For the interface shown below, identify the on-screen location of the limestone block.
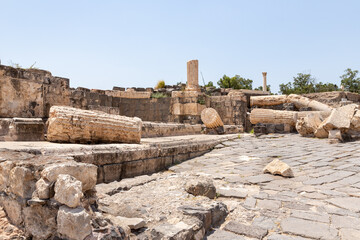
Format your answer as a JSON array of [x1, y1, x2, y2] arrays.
[[47, 106, 142, 144], [54, 174, 83, 208], [0, 161, 14, 191], [34, 178, 52, 199], [41, 162, 97, 191], [185, 177, 216, 199], [328, 129, 343, 142], [114, 216, 145, 230], [57, 206, 92, 240], [263, 159, 294, 177], [23, 205, 57, 239], [351, 109, 360, 129], [201, 108, 224, 129], [1, 196, 23, 225], [324, 104, 358, 131], [9, 166, 36, 198], [295, 113, 324, 137]]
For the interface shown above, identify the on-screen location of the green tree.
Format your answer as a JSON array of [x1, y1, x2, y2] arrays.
[[315, 82, 338, 92], [279, 73, 316, 94], [204, 81, 214, 87], [217, 74, 253, 89], [254, 85, 271, 92], [340, 68, 360, 93]]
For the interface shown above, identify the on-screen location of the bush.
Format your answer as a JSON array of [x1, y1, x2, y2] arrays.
[[151, 92, 168, 98], [217, 75, 252, 89], [155, 80, 165, 89]]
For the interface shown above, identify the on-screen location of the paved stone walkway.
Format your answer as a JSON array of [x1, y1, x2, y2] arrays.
[[169, 133, 360, 240]]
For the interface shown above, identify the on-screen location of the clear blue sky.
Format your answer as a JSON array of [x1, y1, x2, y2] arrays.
[[1, 1, 359, 93]]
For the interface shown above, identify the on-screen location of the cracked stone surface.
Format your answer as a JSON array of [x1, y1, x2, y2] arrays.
[[96, 133, 360, 239]]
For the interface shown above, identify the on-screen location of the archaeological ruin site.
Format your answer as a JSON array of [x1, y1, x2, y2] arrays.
[[2, 60, 360, 240]]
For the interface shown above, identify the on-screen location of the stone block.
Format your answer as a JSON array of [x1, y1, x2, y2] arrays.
[[54, 174, 83, 208], [9, 166, 36, 198], [57, 206, 92, 240], [324, 104, 357, 131], [185, 177, 216, 199], [41, 162, 97, 191], [34, 178, 52, 199], [23, 205, 57, 239]]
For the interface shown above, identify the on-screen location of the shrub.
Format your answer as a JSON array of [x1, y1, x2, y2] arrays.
[[155, 80, 165, 89]]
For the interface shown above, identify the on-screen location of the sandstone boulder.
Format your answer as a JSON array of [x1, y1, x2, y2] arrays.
[[54, 174, 83, 208], [57, 206, 92, 240], [47, 106, 142, 144], [263, 159, 294, 178], [41, 162, 97, 191], [185, 177, 216, 199]]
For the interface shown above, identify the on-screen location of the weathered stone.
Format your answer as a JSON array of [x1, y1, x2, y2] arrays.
[[1, 196, 23, 225], [201, 108, 224, 129], [207, 230, 245, 240], [113, 216, 145, 230], [54, 174, 83, 208], [281, 217, 338, 239], [47, 106, 142, 144], [185, 177, 216, 199], [339, 228, 360, 240], [186, 59, 200, 92], [9, 166, 36, 198], [224, 221, 268, 239], [327, 197, 360, 212], [34, 178, 52, 199], [314, 118, 329, 138], [23, 205, 57, 239], [263, 159, 294, 177], [350, 109, 360, 129], [217, 187, 248, 198], [328, 129, 343, 142], [295, 112, 323, 137], [41, 162, 97, 191], [0, 161, 14, 191], [150, 222, 193, 240], [57, 206, 92, 240], [324, 104, 357, 131]]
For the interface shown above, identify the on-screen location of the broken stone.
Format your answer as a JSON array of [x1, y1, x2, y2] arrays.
[[185, 177, 216, 199], [47, 106, 142, 144], [324, 104, 357, 131], [150, 222, 193, 240], [224, 221, 268, 239], [295, 113, 323, 137], [201, 108, 224, 129], [351, 109, 360, 129], [314, 117, 329, 138], [113, 216, 145, 230], [57, 206, 92, 240], [23, 205, 57, 240], [9, 166, 36, 198], [217, 187, 248, 198], [41, 162, 97, 191], [263, 159, 294, 177], [54, 174, 83, 208], [328, 129, 343, 143], [1, 196, 23, 226], [34, 178, 52, 199], [0, 161, 14, 192]]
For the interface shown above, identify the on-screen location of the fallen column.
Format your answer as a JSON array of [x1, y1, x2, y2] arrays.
[[201, 108, 224, 134], [250, 94, 332, 112], [250, 109, 299, 126], [47, 106, 142, 144]]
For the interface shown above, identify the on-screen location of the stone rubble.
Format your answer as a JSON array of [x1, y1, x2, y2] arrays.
[[263, 159, 294, 178], [54, 174, 83, 208]]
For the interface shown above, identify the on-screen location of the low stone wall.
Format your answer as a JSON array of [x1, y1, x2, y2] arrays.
[[0, 118, 45, 141], [142, 122, 202, 138]]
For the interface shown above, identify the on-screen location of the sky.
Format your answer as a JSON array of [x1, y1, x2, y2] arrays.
[[1, 0, 359, 93]]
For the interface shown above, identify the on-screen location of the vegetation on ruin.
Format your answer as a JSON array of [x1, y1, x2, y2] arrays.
[[151, 92, 168, 98], [254, 85, 271, 92], [217, 75, 253, 90], [279, 73, 338, 95], [155, 80, 165, 89], [340, 68, 360, 93], [204, 81, 214, 87]]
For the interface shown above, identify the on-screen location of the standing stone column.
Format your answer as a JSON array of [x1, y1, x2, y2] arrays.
[[186, 60, 200, 92], [262, 72, 267, 92]]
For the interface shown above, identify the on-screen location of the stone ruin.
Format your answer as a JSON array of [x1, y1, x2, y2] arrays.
[[1, 60, 360, 239]]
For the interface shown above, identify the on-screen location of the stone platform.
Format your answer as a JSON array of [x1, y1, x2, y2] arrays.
[[0, 134, 238, 183]]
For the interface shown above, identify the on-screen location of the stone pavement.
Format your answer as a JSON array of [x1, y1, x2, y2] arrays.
[[170, 133, 360, 240], [97, 133, 360, 239]]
